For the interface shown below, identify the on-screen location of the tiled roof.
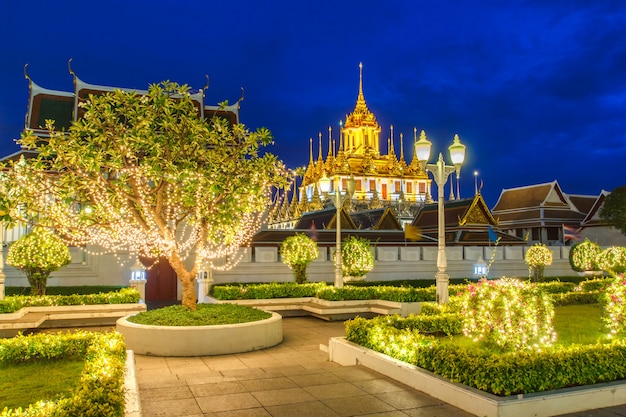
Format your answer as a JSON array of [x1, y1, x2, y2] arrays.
[[492, 181, 568, 211]]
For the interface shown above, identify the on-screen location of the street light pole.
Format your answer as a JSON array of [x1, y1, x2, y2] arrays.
[[415, 131, 466, 303], [319, 173, 355, 288], [334, 177, 343, 288]]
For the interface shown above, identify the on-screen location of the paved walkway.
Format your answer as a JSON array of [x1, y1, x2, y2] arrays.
[[133, 317, 626, 417]]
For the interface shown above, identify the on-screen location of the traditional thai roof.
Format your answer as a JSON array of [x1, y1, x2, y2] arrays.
[[491, 181, 586, 228], [410, 194, 524, 245], [22, 61, 240, 140], [580, 190, 610, 228], [350, 207, 403, 230], [294, 207, 357, 230]]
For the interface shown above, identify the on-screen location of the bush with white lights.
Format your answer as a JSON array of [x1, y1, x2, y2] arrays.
[[280, 233, 319, 284], [6, 227, 71, 295], [341, 236, 375, 280], [458, 277, 556, 351], [525, 243, 553, 282], [569, 238, 601, 272]]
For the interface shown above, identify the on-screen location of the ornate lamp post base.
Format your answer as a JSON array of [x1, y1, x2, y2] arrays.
[[435, 271, 449, 304]]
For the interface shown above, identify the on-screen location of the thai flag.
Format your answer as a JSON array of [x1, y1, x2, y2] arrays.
[[563, 225, 581, 242]]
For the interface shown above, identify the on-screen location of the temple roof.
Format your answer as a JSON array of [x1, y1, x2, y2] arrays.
[[343, 62, 379, 130], [492, 181, 569, 211]]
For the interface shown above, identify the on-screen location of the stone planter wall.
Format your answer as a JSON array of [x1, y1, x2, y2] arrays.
[[116, 312, 283, 357]]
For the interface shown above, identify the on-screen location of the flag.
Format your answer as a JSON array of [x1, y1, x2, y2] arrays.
[[487, 225, 498, 243], [308, 221, 319, 242], [404, 224, 421, 241], [563, 225, 580, 242]]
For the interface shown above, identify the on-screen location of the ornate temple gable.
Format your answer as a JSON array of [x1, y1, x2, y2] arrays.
[[326, 208, 358, 230], [459, 194, 498, 226], [376, 207, 403, 230], [580, 190, 608, 227]]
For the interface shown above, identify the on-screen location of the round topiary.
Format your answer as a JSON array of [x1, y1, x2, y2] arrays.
[[341, 236, 375, 280], [459, 277, 556, 351], [597, 246, 626, 275], [569, 239, 601, 272], [525, 243, 553, 282], [280, 233, 319, 284], [6, 227, 71, 295]]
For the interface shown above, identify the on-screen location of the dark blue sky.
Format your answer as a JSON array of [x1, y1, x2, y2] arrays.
[[1, 1, 625, 207]]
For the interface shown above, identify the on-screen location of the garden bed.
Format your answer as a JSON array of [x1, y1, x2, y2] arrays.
[[328, 337, 626, 417]]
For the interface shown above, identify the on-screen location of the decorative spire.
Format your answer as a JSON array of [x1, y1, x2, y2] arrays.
[[315, 132, 326, 180], [399, 132, 408, 172], [407, 127, 424, 176], [303, 138, 315, 185], [344, 62, 378, 130], [325, 126, 336, 175], [386, 125, 400, 175]]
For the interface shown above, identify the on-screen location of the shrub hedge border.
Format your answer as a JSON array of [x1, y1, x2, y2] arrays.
[[0, 331, 126, 417]]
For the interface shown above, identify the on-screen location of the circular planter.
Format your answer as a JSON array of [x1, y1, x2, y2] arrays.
[[116, 312, 283, 357]]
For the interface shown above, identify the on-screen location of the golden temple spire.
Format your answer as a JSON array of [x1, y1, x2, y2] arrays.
[[304, 137, 315, 184], [325, 126, 336, 175], [315, 133, 326, 180], [407, 127, 423, 176], [357, 62, 364, 105], [399, 132, 408, 171]]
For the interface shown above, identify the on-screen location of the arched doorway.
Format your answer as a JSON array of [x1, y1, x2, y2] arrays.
[[142, 256, 178, 302]]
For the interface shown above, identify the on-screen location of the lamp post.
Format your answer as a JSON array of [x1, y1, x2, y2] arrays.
[[319, 173, 356, 288], [415, 133, 466, 303]]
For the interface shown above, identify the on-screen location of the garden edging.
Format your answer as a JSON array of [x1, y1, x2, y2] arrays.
[[116, 312, 283, 356], [328, 337, 626, 417]]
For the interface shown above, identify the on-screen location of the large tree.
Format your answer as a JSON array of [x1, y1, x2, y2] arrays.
[[1, 81, 284, 309], [600, 185, 626, 235]]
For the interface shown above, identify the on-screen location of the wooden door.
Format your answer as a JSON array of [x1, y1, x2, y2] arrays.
[[143, 256, 178, 301]]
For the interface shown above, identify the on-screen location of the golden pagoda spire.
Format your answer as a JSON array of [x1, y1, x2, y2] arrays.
[[386, 125, 400, 175], [304, 137, 315, 185], [335, 120, 351, 174], [399, 132, 408, 172], [315, 132, 326, 180], [407, 127, 424, 176], [325, 126, 336, 175]]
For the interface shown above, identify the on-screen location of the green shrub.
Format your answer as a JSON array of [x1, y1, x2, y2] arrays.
[[340, 236, 375, 278], [579, 278, 613, 292], [552, 290, 601, 306], [6, 228, 72, 296], [6, 286, 126, 296], [280, 233, 319, 283], [0, 287, 140, 314], [597, 246, 626, 275], [536, 281, 576, 294], [345, 314, 626, 396], [211, 282, 325, 300], [458, 278, 556, 351], [525, 243, 553, 282], [127, 303, 271, 326], [569, 239, 602, 272], [0, 331, 126, 417]]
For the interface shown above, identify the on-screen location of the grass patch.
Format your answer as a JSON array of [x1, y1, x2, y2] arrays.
[[553, 304, 606, 345], [128, 303, 271, 326], [0, 358, 85, 410]]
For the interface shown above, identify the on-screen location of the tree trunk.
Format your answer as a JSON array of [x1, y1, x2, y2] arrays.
[[168, 253, 197, 310]]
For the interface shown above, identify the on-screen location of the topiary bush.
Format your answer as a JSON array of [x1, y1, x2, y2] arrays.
[[458, 278, 556, 351], [569, 239, 602, 272], [340, 236, 375, 280], [6, 228, 71, 295], [280, 233, 319, 284], [525, 243, 553, 282], [597, 246, 626, 276]]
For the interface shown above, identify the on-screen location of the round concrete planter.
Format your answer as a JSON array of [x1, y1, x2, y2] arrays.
[[116, 312, 283, 357]]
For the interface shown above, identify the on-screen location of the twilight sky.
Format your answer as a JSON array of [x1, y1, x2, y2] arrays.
[[1, 1, 625, 207]]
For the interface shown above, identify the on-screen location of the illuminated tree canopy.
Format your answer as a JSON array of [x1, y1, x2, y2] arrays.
[[1, 81, 285, 309]]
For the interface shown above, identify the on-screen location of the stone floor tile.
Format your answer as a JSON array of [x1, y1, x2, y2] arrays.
[[250, 387, 316, 406], [352, 377, 408, 394], [288, 371, 344, 387], [195, 392, 261, 413], [264, 400, 341, 417], [238, 376, 297, 391], [203, 408, 272, 417], [189, 381, 247, 397], [332, 366, 380, 382], [303, 382, 367, 400], [140, 385, 194, 401], [140, 397, 202, 417], [375, 390, 443, 410], [403, 404, 476, 417], [322, 394, 396, 416]]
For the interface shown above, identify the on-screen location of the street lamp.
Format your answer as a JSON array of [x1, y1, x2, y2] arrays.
[[319, 172, 356, 288], [415, 132, 466, 303]]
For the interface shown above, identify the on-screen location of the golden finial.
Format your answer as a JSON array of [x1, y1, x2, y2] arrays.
[[318, 132, 323, 160], [358, 62, 364, 100], [339, 120, 344, 151], [399, 133, 405, 160], [23, 63, 31, 82], [309, 137, 314, 163], [328, 127, 333, 157]]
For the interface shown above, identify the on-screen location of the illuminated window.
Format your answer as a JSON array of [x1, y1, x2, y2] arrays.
[[406, 182, 413, 193]]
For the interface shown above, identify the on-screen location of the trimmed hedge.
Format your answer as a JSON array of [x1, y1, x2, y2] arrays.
[[211, 282, 325, 300], [0, 331, 126, 417], [345, 315, 626, 396], [0, 287, 140, 314], [5, 286, 126, 296]]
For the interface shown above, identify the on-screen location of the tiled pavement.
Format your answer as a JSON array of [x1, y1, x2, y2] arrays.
[[133, 317, 626, 417]]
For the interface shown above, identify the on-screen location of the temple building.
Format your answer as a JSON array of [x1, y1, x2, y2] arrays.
[[269, 63, 436, 229]]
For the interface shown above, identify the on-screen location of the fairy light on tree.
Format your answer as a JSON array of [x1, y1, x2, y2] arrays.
[[1, 81, 285, 309]]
